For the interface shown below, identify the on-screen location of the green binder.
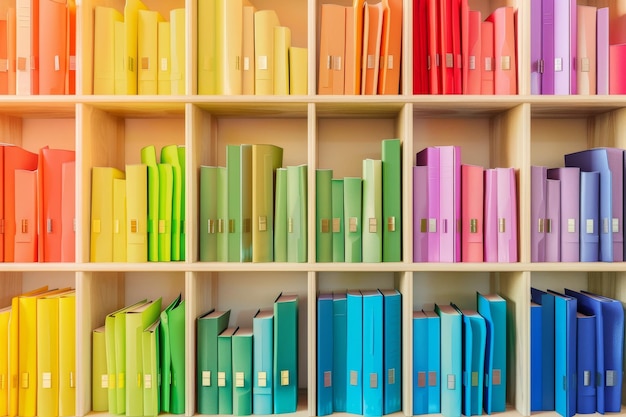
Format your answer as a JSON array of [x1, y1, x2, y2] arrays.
[[217, 166, 228, 262], [218, 326, 238, 414], [273, 293, 298, 413], [331, 179, 345, 262], [157, 163, 173, 262], [92, 326, 108, 412], [159, 294, 182, 413], [274, 168, 288, 262], [381, 139, 401, 262], [168, 299, 186, 414], [140, 145, 160, 262], [177, 146, 186, 260], [199, 166, 217, 261], [142, 318, 160, 417], [197, 309, 230, 414], [161, 145, 182, 260], [232, 328, 253, 416], [362, 159, 382, 262], [316, 169, 333, 262], [227, 144, 253, 262], [287, 164, 307, 262], [343, 177, 362, 262]]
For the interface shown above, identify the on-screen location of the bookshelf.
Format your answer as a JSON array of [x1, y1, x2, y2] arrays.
[[1, 0, 625, 416]]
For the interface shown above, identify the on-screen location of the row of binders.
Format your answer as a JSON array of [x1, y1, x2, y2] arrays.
[[412, 2, 517, 95], [90, 144, 186, 262], [199, 144, 309, 262], [198, 2, 307, 95], [0, 145, 75, 263], [0, 287, 76, 417], [315, 139, 402, 263], [318, 0, 402, 95], [414, 146, 518, 263], [93, 1, 185, 95], [317, 289, 401, 416], [196, 294, 298, 416], [413, 293, 507, 416], [92, 295, 185, 416], [530, 288, 624, 417], [530, 2, 624, 95], [0, 0, 75, 95], [532, 147, 626, 263]]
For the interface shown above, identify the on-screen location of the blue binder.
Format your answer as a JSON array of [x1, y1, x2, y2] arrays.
[[435, 303, 462, 417], [381, 289, 401, 414], [317, 293, 333, 416], [425, 310, 441, 414], [530, 302, 543, 412], [413, 311, 429, 415], [579, 171, 600, 262], [476, 293, 507, 414], [333, 292, 347, 412], [530, 288, 555, 411], [362, 290, 383, 416], [549, 290, 577, 417], [576, 311, 597, 414], [346, 290, 363, 415]]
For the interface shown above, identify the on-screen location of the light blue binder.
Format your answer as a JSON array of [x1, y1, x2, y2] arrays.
[[362, 290, 383, 417], [549, 290, 577, 417], [253, 309, 274, 415], [333, 292, 347, 412], [435, 303, 462, 417]]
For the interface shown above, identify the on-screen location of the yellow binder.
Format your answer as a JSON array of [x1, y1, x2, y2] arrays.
[[157, 21, 171, 95], [93, 6, 123, 94], [137, 9, 164, 95], [125, 164, 148, 262], [254, 10, 280, 95], [273, 26, 291, 95], [170, 8, 186, 94], [0, 306, 11, 417], [90, 167, 125, 262], [197, 0, 216, 94], [122, 0, 148, 94], [216, 0, 243, 94], [58, 292, 75, 417], [113, 178, 127, 262]]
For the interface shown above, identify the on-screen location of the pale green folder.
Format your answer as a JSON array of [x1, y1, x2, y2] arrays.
[[161, 145, 182, 260], [316, 169, 333, 262], [159, 294, 182, 413], [274, 168, 288, 262], [142, 319, 160, 417], [125, 164, 148, 262], [227, 144, 253, 262], [177, 146, 186, 260], [157, 163, 173, 261], [140, 146, 160, 262], [362, 159, 382, 262], [287, 164, 307, 262], [232, 328, 253, 416], [199, 166, 217, 261], [168, 300, 186, 414], [343, 177, 362, 262], [217, 167, 228, 261], [113, 178, 127, 262], [196, 309, 230, 415], [125, 298, 163, 417], [331, 179, 345, 262], [381, 139, 401, 262], [218, 327, 238, 414], [251, 144, 283, 262], [92, 326, 108, 412]]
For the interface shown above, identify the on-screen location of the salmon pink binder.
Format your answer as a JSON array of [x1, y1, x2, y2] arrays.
[[378, 0, 401, 95], [577, 5, 596, 95], [66, 0, 76, 94], [14, 168, 37, 262], [609, 44, 626, 94], [0, 18, 8, 94], [7, 8, 15, 94], [463, 9, 481, 94], [39, 0, 67, 94], [461, 164, 484, 262], [60, 161, 74, 262], [451, 0, 461, 94], [481, 20, 494, 94], [486, 7, 517, 95]]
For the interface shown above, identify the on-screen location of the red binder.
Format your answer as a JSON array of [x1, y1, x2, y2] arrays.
[[413, 0, 428, 94]]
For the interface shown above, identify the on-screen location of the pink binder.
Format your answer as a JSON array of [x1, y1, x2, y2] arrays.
[[463, 9, 481, 94], [597, 7, 609, 95], [438, 145, 461, 262], [496, 167, 517, 262], [413, 165, 429, 262], [483, 168, 497, 262], [480, 20, 494, 95], [461, 164, 483, 262], [416, 147, 440, 262], [531, 166, 547, 262], [609, 44, 626, 94]]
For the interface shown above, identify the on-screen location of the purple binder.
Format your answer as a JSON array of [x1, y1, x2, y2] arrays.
[[413, 165, 429, 262], [416, 147, 440, 262], [547, 167, 580, 262], [437, 146, 461, 263], [554, 0, 577, 94], [531, 166, 547, 262], [531, 0, 543, 94], [545, 178, 561, 262], [542, 0, 555, 94]]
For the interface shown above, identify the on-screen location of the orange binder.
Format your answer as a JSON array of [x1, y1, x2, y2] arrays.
[[426, 0, 440, 94], [463, 9, 481, 94], [344, 5, 355, 94], [16, 0, 39, 95], [347, 0, 365, 94], [60, 161, 75, 262], [0, 146, 5, 261], [38, 0, 67, 94], [318, 4, 346, 95], [486, 6, 516, 95], [362, 2, 383, 95], [4, 146, 38, 261], [65, 0, 76, 94], [0, 17, 8, 94], [7, 8, 15, 94], [378, 0, 402, 95], [38, 148, 75, 262], [480, 20, 494, 95], [14, 168, 37, 262]]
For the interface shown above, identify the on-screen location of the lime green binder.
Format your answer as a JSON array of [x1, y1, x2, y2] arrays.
[[218, 326, 238, 414], [157, 163, 173, 261], [140, 146, 160, 262], [232, 328, 253, 416], [177, 146, 186, 260], [161, 145, 182, 260], [343, 177, 362, 262], [217, 166, 228, 262], [159, 294, 182, 413], [199, 166, 217, 261], [142, 318, 160, 417], [316, 169, 333, 262], [362, 159, 382, 262], [274, 168, 288, 262], [381, 139, 401, 262], [287, 164, 307, 262], [331, 178, 345, 262], [92, 326, 108, 412]]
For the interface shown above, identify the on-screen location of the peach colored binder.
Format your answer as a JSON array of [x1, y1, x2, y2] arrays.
[[362, 2, 383, 95], [486, 6, 517, 95], [576, 5, 596, 95], [0, 18, 8, 94], [347, 0, 365, 94], [60, 161, 75, 262], [65, 0, 75, 94], [378, 0, 402, 95], [39, 0, 67, 94], [16, 0, 39, 95], [242, 5, 255, 94], [463, 9, 481, 94], [7, 8, 15, 94], [14, 168, 37, 262], [254, 9, 280, 95], [480, 20, 494, 95], [318, 4, 346, 95]]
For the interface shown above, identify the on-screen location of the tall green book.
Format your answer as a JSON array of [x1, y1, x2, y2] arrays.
[[197, 309, 231, 414], [287, 164, 307, 262], [274, 168, 288, 262], [218, 326, 238, 414], [140, 145, 160, 262], [331, 179, 345, 262], [232, 328, 253, 416], [92, 326, 108, 412], [177, 146, 186, 260], [343, 177, 362, 262], [159, 294, 182, 413], [161, 145, 182, 260], [273, 293, 298, 413], [362, 159, 382, 262], [199, 166, 217, 261], [217, 167, 228, 262], [316, 169, 333, 262], [381, 139, 401, 262]]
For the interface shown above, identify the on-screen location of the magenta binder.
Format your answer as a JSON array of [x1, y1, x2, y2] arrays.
[[416, 147, 440, 262], [531, 166, 547, 262], [484, 169, 498, 262], [597, 7, 609, 94], [545, 178, 561, 262], [554, 0, 577, 94], [437, 146, 461, 262], [413, 165, 429, 262], [547, 167, 580, 262], [497, 168, 517, 262], [542, 0, 555, 94]]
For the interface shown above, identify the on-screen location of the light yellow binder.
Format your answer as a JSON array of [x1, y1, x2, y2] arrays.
[[170, 8, 185, 94], [0, 306, 11, 417], [254, 10, 280, 95], [122, 0, 148, 94], [113, 178, 127, 262], [289, 47, 307, 95], [90, 167, 125, 262], [197, 0, 216, 94], [216, 0, 243, 94], [242, 5, 256, 94], [58, 292, 75, 417], [157, 21, 171, 95], [273, 26, 291, 95], [93, 6, 123, 94], [125, 164, 148, 262], [137, 9, 164, 95]]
